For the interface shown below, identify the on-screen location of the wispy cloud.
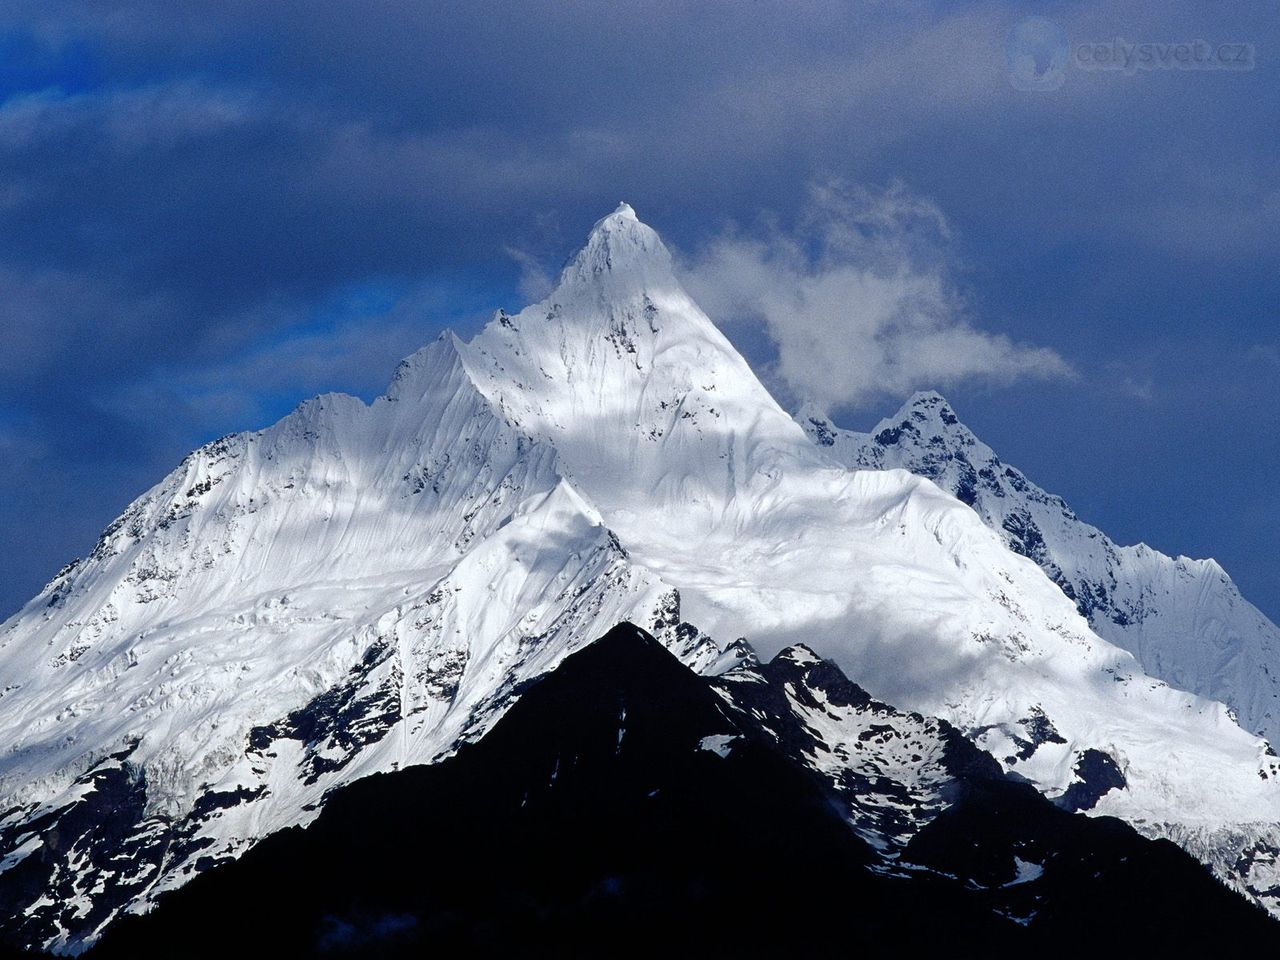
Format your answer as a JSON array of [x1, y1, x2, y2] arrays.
[[679, 180, 1074, 410], [505, 246, 555, 303]]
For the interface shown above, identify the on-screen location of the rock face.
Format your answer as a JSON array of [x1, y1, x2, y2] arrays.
[[89, 626, 1280, 957], [2, 205, 1279, 952]]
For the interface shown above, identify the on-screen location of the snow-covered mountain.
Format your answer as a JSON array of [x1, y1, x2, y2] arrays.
[[0, 313, 725, 952], [796, 391, 1280, 748], [2, 204, 1279, 951]]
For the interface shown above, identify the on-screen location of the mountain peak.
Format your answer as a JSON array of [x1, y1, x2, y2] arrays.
[[794, 393, 969, 455], [553, 203, 678, 302], [867, 391, 984, 461], [774, 643, 824, 666], [900, 390, 961, 428]]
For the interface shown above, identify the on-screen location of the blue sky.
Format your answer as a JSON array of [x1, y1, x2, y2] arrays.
[[1, 1, 1276, 622]]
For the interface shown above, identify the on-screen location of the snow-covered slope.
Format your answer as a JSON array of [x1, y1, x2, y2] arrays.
[[451, 207, 1280, 909], [1, 204, 1278, 950], [0, 333, 721, 952], [796, 391, 1280, 748], [713, 642, 990, 855], [457, 205, 1275, 791]]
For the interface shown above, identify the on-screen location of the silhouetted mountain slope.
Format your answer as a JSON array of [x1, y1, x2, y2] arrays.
[[91, 625, 1278, 958]]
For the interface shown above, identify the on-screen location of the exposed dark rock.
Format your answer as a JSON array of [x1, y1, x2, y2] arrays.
[[88, 625, 1278, 958], [1057, 748, 1127, 812]]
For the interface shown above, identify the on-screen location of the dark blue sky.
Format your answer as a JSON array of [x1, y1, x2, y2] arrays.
[[1, 1, 1277, 623]]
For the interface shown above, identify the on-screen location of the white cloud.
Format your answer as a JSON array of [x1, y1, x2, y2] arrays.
[[679, 180, 1074, 410]]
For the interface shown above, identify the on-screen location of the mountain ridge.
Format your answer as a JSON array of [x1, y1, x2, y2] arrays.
[[797, 390, 1280, 747]]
